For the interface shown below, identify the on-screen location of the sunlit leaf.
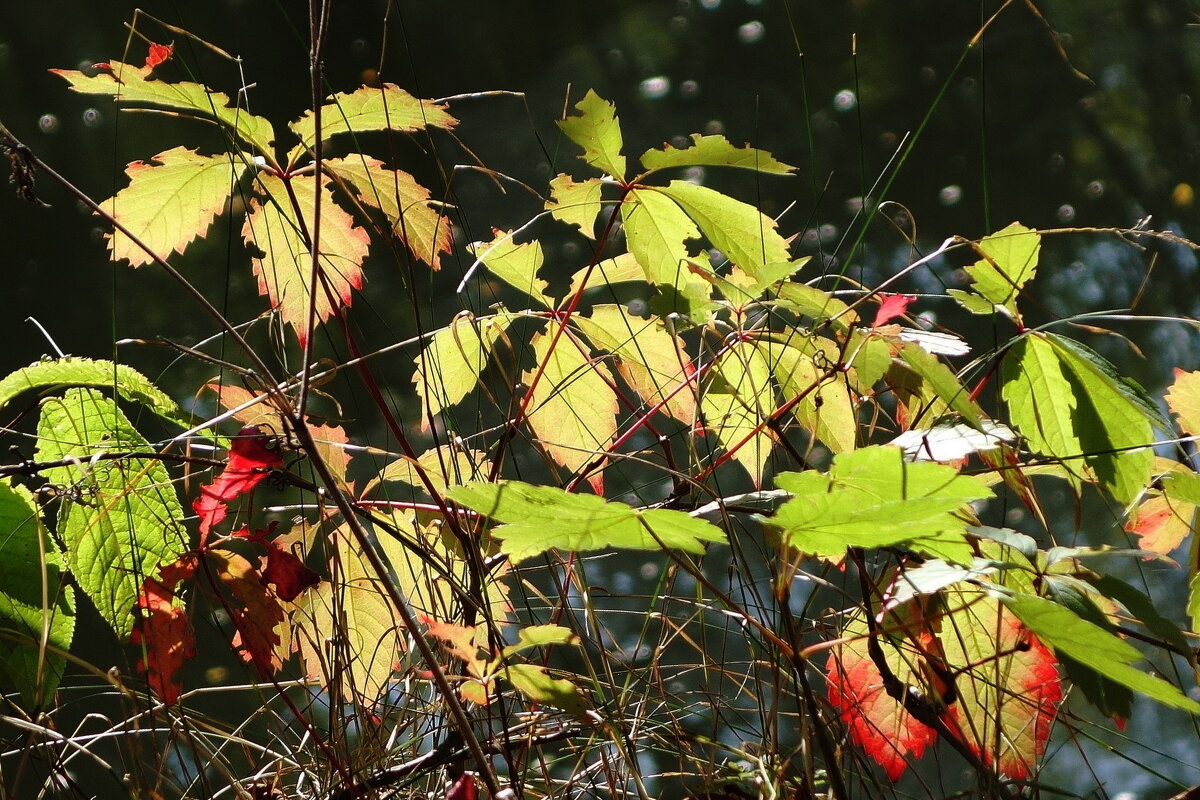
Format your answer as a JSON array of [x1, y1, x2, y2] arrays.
[[654, 181, 791, 277], [0, 480, 74, 707], [1166, 368, 1200, 437], [52, 59, 276, 156], [573, 305, 696, 423], [504, 663, 587, 715], [753, 338, 855, 453], [500, 624, 580, 660], [36, 389, 188, 638], [962, 222, 1041, 321], [290, 84, 456, 154], [764, 446, 989, 560], [447, 481, 726, 562], [889, 421, 1015, 463], [1005, 593, 1200, 714], [101, 147, 240, 268], [639, 134, 795, 176], [557, 90, 625, 178], [131, 556, 196, 706], [701, 342, 776, 486], [193, 425, 283, 538], [1002, 334, 1083, 489], [413, 312, 516, 425], [325, 155, 452, 270], [524, 327, 618, 491], [0, 356, 184, 426], [621, 187, 703, 291], [468, 230, 552, 307], [375, 445, 490, 496], [563, 252, 647, 299], [896, 343, 983, 427], [547, 174, 604, 238], [243, 172, 370, 346], [208, 548, 286, 677]]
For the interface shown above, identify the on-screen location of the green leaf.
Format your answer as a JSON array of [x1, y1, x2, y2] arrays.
[[1004, 593, 1200, 714], [1047, 333, 1156, 505], [573, 305, 696, 423], [413, 312, 516, 424], [639, 134, 796, 175], [101, 147, 241, 268], [547, 174, 605, 238], [468, 231, 552, 307], [35, 389, 188, 638], [1001, 334, 1083, 488], [325, 155, 452, 271], [621, 187, 702, 290], [243, 173, 370, 347], [52, 60, 275, 157], [446, 481, 727, 562], [0, 480, 74, 708], [896, 343, 983, 427], [557, 90, 625, 178], [963, 222, 1041, 320], [0, 357, 184, 426], [375, 445, 490, 497], [774, 282, 857, 326], [653, 181, 791, 276], [1090, 575, 1190, 656], [503, 663, 588, 715], [764, 446, 989, 560], [524, 327, 618, 488], [947, 288, 1000, 316], [290, 84, 456, 155], [563, 252, 648, 299], [701, 342, 777, 486], [501, 624, 581, 660]]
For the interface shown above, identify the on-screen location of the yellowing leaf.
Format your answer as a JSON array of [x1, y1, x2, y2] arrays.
[[376, 445, 490, 496], [563, 252, 648, 300], [325, 155, 451, 270], [52, 60, 276, 156], [621, 188, 708, 299], [290, 84, 456, 154], [639, 134, 796, 176], [468, 231, 552, 307], [939, 588, 1061, 780], [1166, 368, 1200, 437], [524, 328, 618, 489], [242, 173, 370, 346], [964, 222, 1041, 321], [547, 174, 604, 237], [557, 90, 625, 178], [701, 342, 776, 486], [413, 312, 516, 424], [295, 526, 400, 703], [754, 339, 855, 453], [573, 305, 696, 424], [653, 181, 791, 276], [102, 147, 241, 267]]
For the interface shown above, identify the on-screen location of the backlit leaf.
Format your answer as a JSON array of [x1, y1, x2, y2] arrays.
[[504, 663, 587, 715], [939, 587, 1061, 779], [376, 445, 490, 496], [468, 230, 552, 307], [193, 425, 283, 538], [1005, 593, 1200, 714], [1167, 368, 1200, 437], [896, 343, 983, 427], [36, 389, 188, 638], [764, 446, 989, 560], [501, 624, 581, 659], [563, 252, 647, 299], [621, 187, 701, 290], [547, 174, 604, 237], [573, 305, 696, 423], [208, 548, 286, 677], [413, 312, 516, 424], [290, 84, 456, 154], [1002, 334, 1083, 488], [524, 328, 618, 490], [131, 556, 196, 705], [447, 481, 727, 563], [701, 342, 776, 486], [0, 480, 74, 707], [963, 222, 1041, 320], [753, 338, 855, 453], [101, 147, 240, 268], [639, 134, 795, 176], [325, 155, 452, 271], [654, 181, 791, 277], [0, 356, 184, 426], [52, 59, 275, 156], [557, 90, 625, 178], [243, 172, 370, 346]]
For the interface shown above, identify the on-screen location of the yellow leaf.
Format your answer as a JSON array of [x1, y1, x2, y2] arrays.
[[1166, 368, 1200, 438], [242, 173, 370, 346], [290, 84, 456, 155], [413, 312, 517, 425], [701, 342, 776, 486], [102, 147, 242, 267], [525, 327, 618, 489], [547, 174, 604, 238]]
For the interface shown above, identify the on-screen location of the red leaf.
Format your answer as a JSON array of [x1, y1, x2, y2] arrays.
[[233, 523, 322, 602], [131, 556, 198, 705], [209, 549, 286, 676], [144, 42, 174, 70], [872, 293, 917, 327], [194, 426, 283, 538], [826, 626, 937, 780], [446, 774, 478, 800]]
